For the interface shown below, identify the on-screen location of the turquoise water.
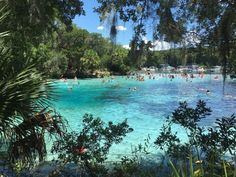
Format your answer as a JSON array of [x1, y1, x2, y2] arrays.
[[51, 74, 236, 160]]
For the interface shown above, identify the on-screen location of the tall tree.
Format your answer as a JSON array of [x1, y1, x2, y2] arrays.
[[0, 0, 84, 164], [80, 49, 100, 74], [1, 0, 84, 62], [95, 0, 186, 68], [187, 0, 236, 76], [95, 0, 236, 75]]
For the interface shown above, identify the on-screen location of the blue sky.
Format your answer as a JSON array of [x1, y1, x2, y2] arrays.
[[72, 1, 200, 51], [73, 0, 134, 46], [73, 1, 178, 50]]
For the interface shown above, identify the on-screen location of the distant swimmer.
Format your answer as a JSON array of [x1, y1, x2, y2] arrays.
[[128, 87, 137, 91], [198, 88, 207, 91], [169, 75, 175, 81], [197, 87, 210, 95], [68, 86, 73, 91], [64, 78, 67, 82], [213, 76, 219, 80], [224, 94, 236, 99]]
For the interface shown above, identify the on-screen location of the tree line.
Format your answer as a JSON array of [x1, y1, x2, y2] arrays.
[[1, 1, 231, 79], [96, 0, 236, 76], [8, 23, 225, 79], [28, 25, 225, 78]]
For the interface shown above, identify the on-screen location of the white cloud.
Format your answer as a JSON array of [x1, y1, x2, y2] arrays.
[[142, 36, 148, 44], [116, 25, 127, 31], [140, 36, 170, 50], [151, 40, 171, 51], [122, 40, 171, 51], [182, 31, 201, 46], [97, 25, 127, 31], [122, 44, 130, 49], [97, 26, 104, 30]]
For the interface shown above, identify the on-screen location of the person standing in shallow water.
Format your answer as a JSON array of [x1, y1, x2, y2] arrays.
[[74, 76, 80, 85]]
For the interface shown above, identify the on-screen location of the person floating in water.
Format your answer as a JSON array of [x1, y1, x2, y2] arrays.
[[213, 76, 219, 80], [206, 89, 210, 95], [197, 87, 210, 95], [224, 93, 236, 99], [74, 76, 80, 85], [128, 87, 137, 91], [68, 86, 73, 91]]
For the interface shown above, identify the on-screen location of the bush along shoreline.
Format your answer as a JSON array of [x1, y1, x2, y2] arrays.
[[0, 101, 235, 177]]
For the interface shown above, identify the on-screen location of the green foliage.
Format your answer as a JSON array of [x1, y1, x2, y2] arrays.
[[44, 50, 68, 78], [168, 157, 236, 177], [51, 114, 133, 176], [110, 135, 163, 177], [0, 57, 67, 163], [199, 115, 236, 158], [96, 0, 236, 74], [108, 47, 130, 74], [168, 154, 204, 177], [30, 44, 53, 71], [144, 47, 221, 68], [11, 160, 28, 175], [58, 26, 89, 61], [80, 49, 100, 74], [0, 3, 67, 166], [155, 100, 236, 176], [85, 33, 111, 58], [1, 0, 84, 64], [51, 25, 130, 77], [171, 100, 211, 131]]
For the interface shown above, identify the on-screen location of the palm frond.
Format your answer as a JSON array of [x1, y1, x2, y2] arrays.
[[0, 3, 66, 164]]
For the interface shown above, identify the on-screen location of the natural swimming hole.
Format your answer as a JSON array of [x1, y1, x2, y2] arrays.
[[49, 74, 236, 160]]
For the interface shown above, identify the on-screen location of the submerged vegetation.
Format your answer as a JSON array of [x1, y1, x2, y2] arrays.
[[0, 0, 236, 176]]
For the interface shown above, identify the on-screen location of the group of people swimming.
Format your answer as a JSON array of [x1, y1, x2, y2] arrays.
[[122, 72, 208, 82], [59, 73, 235, 99], [60, 76, 80, 91]]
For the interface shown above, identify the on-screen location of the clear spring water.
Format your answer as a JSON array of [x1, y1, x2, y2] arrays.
[[50, 74, 236, 160]]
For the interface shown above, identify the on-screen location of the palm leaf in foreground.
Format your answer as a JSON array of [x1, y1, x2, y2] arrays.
[[0, 6, 66, 163]]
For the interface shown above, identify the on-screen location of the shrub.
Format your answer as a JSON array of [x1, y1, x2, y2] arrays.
[[51, 114, 133, 177], [155, 100, 236, 176]]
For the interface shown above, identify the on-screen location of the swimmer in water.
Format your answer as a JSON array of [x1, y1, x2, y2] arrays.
[[68, 86, 73, 91], [213, 76, 219, 80], [197, 87, 210, 95], [198, 88, 207, 91], [128, 87, 137, 91], [206, 90, 210, 95], [224, 93, 235, 99]]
